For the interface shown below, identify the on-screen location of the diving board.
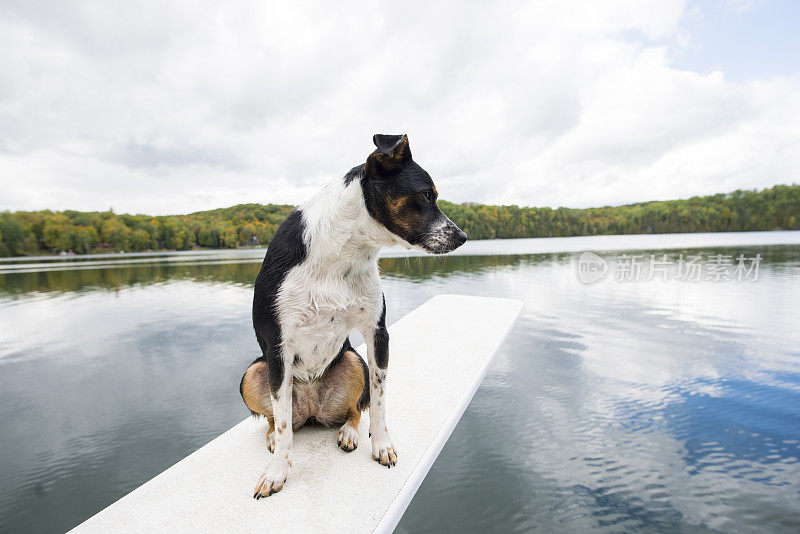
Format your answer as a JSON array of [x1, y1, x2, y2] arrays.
[[70, 294, 523, 534]]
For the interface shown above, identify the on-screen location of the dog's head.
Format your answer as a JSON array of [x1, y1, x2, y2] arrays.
[[361, 134, 467, 254]]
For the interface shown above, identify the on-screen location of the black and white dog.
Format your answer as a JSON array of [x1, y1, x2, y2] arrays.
[[240, 134, 467, 498]]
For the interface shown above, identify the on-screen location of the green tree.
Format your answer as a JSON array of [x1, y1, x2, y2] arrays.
[[101, 218, 132, 250], [239, 223, 257, 245], [0, 215, 35, 256], [130, 229, 151, 251], [43, 213, 74, 251], [219, 224, 238, 248]]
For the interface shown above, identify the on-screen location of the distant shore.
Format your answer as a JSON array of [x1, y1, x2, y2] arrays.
[[2, 184, 798, 257], [2, 231, 800, 275]]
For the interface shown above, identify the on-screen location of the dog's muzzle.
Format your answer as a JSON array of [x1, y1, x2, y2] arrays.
[[421, 220, 468, 254]]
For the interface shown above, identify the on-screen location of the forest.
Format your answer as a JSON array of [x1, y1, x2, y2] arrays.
[[1, 184, 798, 257]]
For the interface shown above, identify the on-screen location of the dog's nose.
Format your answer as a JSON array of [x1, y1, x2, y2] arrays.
[[456, 229, 467, 245]]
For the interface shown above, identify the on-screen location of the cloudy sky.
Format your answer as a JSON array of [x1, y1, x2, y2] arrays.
[[1, 0, 799, 215]]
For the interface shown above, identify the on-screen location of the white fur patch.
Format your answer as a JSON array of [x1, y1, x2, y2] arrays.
[[337, 422, 359, 451], [277, 176, 392, 380], [266, 428, 275, 453], [413, 214, 457, 254], [253, 454, 292, 498]]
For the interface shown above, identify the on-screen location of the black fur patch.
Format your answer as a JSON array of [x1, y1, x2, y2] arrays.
[[373, 134, 409, 156], [356, 350, 371, 411], [360, 134, 466, 254], [252, 209, 307, 398], [374, 293, 389, 369], [361, 140, 440, 244], [343, 164, 365, 186]]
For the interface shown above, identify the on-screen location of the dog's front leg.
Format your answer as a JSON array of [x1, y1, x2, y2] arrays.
[[253, 348, 293, 498], [365, 306, 397, 467]]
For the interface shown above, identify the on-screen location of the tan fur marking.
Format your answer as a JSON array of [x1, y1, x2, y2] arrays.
[[386, 195, 413, 230], [307, 349, 367, 427], [344, 405, 361, 432], [241, 361, 273, 417], [342, 351, 365, 409], [341, 351, 364, 432], [245, 348, 367, 453]]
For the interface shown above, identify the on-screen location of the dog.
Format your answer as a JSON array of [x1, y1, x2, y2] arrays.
[[239, 134, 467, 498]]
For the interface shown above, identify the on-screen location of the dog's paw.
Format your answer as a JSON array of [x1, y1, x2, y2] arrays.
[[337, 423, 359, 452], [253, 456, 291, 499], [266, 429, 275, 454], [371, 432, 398, 468]]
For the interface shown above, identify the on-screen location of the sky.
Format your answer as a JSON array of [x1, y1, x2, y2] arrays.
[[1, 0, 799, 215]]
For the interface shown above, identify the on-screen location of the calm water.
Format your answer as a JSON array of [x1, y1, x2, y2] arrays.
[[1, 233, 799, 533]]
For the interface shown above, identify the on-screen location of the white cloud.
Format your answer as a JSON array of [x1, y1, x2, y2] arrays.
[[720, 0, 764, 14], [0, 0, 798, 214]]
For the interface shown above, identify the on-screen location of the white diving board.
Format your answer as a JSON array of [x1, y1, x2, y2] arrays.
[[70, 294, 523, 534]]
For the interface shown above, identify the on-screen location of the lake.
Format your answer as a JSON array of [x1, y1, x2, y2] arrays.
[[1, 232, 799, 533]]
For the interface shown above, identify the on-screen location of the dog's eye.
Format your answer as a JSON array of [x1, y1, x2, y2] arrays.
[[422, 191, 435, 203]]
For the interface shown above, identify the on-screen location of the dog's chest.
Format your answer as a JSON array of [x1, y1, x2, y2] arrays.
[[278, 262, 381, 378]]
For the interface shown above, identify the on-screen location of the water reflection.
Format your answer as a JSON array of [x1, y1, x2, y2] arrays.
[[1, 244, 799, 533], [0, 260, 262, 298], [395, 247, 800, 533], [3, 246, 799, 296]]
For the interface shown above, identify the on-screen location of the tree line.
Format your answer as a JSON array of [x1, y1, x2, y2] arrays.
[[439, 184, 800, 240], [0, 204, 293, 256], [1, 184, 798, 257]]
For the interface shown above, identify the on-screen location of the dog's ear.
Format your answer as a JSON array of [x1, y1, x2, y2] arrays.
[[366, 134, 411, 176], [373, 134, 410, 159]]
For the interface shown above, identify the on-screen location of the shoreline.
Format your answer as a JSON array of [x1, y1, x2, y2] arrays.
[[2, 230, 799, 274]]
